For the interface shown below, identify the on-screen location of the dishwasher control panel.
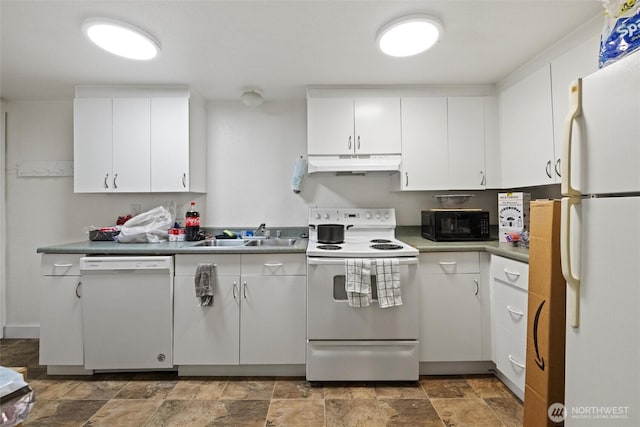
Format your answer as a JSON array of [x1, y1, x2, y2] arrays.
[[80, 256, 174, 272]]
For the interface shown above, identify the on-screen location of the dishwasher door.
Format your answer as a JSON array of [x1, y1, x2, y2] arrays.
[[80, 256, 174, 370]]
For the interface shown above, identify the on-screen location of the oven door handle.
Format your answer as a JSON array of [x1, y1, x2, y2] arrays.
[[307, 257, 419, 266]]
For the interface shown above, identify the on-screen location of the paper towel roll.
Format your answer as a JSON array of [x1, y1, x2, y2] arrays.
[[292, 156, 307, 193]]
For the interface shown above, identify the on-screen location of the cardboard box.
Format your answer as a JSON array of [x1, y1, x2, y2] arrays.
[[498, 192, 531, 242], [523, 200, 566, 427]]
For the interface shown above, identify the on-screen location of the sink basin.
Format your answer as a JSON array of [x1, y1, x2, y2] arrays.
[[192, 239, 248, 247], [244, 238, 298, 247]]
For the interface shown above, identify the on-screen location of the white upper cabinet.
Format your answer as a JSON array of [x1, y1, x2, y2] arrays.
[[399, 97, 448, 190], [150, 97, 190, 192], [74, 87, 206, 193], [307, 96, 401, 155], [73, 98, 113, 193], [112, 98, 151, 192], [399, 96, 492, 191], [448, 97, 486, 190], [499, 64, 556, 188], [550, 34, 600, 178]]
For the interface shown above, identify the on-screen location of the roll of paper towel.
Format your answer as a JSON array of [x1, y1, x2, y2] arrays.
[[292, 156, 307, 194]]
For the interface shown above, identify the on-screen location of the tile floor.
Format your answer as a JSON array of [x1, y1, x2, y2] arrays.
[[1, 339, 523, 426]]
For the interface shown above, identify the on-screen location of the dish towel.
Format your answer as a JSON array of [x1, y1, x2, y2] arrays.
[[376, 258, 402, 308], [345, 259, 371, 307], [194, 263, 216, 306]]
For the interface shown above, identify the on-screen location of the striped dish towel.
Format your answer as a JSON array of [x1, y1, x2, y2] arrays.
[[345, 259, 371, 307], [376, 258, 402, 308]]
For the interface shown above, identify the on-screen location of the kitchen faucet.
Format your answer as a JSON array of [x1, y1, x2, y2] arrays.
[[254, 223, 269, 237]]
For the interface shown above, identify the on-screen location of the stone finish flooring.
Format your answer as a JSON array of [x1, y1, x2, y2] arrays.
[[1, 339, 523, 426]]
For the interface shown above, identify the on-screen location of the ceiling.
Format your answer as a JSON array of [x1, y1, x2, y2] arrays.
[[0, 0, 603, 102]]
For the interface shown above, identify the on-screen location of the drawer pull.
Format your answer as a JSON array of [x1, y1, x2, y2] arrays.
[[503, 268, 521, 279], [508, 354, 525, 369], [53, 263, 73, 268], [439, 261, 457, 266], [506, 305, 524, 317], [264, 263, 284, 268]]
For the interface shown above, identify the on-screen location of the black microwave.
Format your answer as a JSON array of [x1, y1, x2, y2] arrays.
[[421, 210, 491, 242]]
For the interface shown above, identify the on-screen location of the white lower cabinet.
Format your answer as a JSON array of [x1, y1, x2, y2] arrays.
[[173, 253, 306, 365], [490, 255, 529, 399], [419, 252, 486, 362], [39, 254, 84, 367]]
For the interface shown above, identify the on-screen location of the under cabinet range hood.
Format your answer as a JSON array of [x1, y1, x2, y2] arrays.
[[307, 155, 401, 174]]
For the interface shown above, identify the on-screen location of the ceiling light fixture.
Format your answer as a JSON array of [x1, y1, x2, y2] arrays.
[[241, 90, 264, 107], [376, 14, 442, 57], [82, 18, 160, 60]]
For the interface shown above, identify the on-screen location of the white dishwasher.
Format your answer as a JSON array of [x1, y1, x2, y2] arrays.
[[80, 256, 174, 370]]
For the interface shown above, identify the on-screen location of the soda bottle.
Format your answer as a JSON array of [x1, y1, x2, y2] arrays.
[[185, 202, 200, 241]]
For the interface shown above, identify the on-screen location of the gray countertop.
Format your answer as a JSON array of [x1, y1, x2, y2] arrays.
[[396, 227, 529, 263], [37, 227, 528, 263]]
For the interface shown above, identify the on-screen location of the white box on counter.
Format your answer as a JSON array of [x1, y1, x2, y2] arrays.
[[498, 192, 531, 242]]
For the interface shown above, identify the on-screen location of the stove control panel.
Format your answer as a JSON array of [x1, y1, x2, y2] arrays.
[[309, 208, 396, 227]]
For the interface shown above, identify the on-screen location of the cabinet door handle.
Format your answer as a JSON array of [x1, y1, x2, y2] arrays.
[[243, 281, 247, 299], [182, 173, 187, 188], [555, 158, 561, 177], [508, 354, 525, 369], [473, 278, 479, 296], [264, 263, 283, 268], [405, 172, 409, 187], [75, 281, 82, 299], [104, 173, 109, 189], [545, 160, 552, 178], [503, 268, 521, 279], [506, 305, 524, 317], [348, 136, 352, 150], [113, 173, 118, 189], [53, 263, 73, 268], [480, 171, 486, 186], [357, 135, 361, 150], [232, 281, 238, 300]]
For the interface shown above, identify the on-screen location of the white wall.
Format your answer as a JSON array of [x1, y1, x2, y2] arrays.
[[207, 100, 503, 227], [3, 101, 202, 336], [4, 98, 557, 336]]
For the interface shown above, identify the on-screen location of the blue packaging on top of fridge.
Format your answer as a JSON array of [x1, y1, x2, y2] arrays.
[[599, 0, 640, 67]]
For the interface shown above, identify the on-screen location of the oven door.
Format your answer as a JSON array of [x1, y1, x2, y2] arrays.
[[307, 257, 419, 340]]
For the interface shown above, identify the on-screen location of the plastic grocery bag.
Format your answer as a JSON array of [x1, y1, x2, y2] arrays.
[[117, 204, 175, 243], [0, 366, 35, 426], [600, 0, 640, 67]]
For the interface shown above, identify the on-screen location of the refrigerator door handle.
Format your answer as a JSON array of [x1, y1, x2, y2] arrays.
[[561, 79, 582, 197], [561, 197, 581, 328]]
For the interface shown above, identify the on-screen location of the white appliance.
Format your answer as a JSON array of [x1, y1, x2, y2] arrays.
[[306, 208, 420, 381], [80, 256, 174, 370], [561, 51, 640, 425]]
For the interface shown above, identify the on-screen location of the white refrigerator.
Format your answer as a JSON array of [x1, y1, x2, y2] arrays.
[[561, 50, 640, 426]]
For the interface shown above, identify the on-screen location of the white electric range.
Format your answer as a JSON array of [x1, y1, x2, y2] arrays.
[[306, 208, 420, 382]]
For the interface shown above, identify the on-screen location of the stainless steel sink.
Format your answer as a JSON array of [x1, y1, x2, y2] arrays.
[[192, 239, 249, 247], [244, 238, 298, 247]]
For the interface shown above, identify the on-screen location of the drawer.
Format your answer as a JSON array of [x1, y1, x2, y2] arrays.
[[492, 281, 528, 337], [491, 255, 528, 291], [494, 327, 526, 393], [41, 254, 82, 276], [420, 252, 480, 275], [175, 254, 240, 276], [241, 253, 307, 276]]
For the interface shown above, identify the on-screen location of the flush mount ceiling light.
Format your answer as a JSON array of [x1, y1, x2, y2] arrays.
[[82, 18, 160, 60], [376, 14, 443, 57], [241, 89, 264, 107]]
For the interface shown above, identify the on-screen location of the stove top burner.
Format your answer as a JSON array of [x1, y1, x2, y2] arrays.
[[370, 243, 404, 250], [317, 244, 342, 250], [370, 239, 392, 244]]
